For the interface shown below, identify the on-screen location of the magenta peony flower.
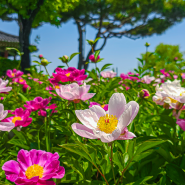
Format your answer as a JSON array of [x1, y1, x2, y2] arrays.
[[6, 69, 24, 78], [138, 89, 150, 98], [89, 54, 100, 63], [101, 71, 116, 78], [0, 78, 12, 93], [24, 97, 57, 117], [89, 102, 108, 111], [2, 149, 65, 185], [2, 108, 32, 129], [120, 73, 129, 80], [49, 67, 87, 84], [181, 73, 185, 79], [56, 83, 95, 103], [72, 93, 139, 143]]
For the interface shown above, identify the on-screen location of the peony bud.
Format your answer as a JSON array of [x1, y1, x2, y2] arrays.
[[138, 89, 150, 99], [39, 54, 43, 59], [41, 59, 49, 66], [145, 42, 150, 47], [60, 55, 69, 63]]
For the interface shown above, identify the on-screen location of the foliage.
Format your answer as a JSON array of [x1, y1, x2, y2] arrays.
[[141, 43, 185, 73]]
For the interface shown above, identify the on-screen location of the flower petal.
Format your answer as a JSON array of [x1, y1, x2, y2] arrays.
[[2, 160, 20, 182], [75, 109, 98, 129], [72, 123, 99, 139], [108, 93, 126, 118], [89, 105, 106, 118], [81, 93, 96, 101], [0, 122, 15, 131], [100, 128, 121, 143]]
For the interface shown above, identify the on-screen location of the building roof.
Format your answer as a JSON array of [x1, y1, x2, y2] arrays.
[[0, 31, 19, 43]]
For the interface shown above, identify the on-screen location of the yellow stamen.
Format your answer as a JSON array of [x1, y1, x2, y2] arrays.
[[19, 79, 24, 82], [180, 91, 185, 96], [66, 73, 70, 77], [169, 97, 178, 103], [97, 114, 118, 134], [25, 164, 44, 179], [12, 73, 15, 77], [101, 105, 105, 108], [55, 85, 60, 89], [12, 117, 22, 124]]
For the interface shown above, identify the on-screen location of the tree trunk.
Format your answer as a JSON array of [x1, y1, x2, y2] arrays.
[[21, 20, 31, 74], [76, 21, 86, 70]]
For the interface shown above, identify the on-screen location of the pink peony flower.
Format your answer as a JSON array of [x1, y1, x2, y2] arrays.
[[0, 78, 12, 93], [71, 93, 139, 143], [49, 67, 87, 84], [2, 149, 65, 185], [6, 69, 24, 78], [120, 73, 129, 80], [56, 83, 95, 103], [173, 75, 178, 79], [181, 73, 185, 79], [24, 97, 57, 117], [101, 71, 117, 78], [89, 102, 108, 111], [1, 108, 32, 130], [89, 54, 100, 63], [176, 119, 185, 131]]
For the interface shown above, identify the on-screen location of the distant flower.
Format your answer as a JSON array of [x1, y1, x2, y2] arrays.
[[181, 73, 185, 79], [120, 73, 129, 80], [24, 97, 57, 117], [6, 69, 23, 78], [13, 77, 26, 85], [49, 67, 87, 84], [89, 54, 100, 63], [72, 93, 139, 143], [1, 108, 32, 131], [56, 83, 95, 103], [0, 78, 12, 93], [101, 71, 117, 78], [174, 57, 178, 61], [2, 149, 65, 185], [141, 75, 155, 84], [89, 102, 108, 111]]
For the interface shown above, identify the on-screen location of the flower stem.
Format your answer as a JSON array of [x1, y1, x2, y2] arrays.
[[44, 66, 51, 77], [116, 157, 133, 185], [44, 117, 50, 152], [111, 142, 116, 184]]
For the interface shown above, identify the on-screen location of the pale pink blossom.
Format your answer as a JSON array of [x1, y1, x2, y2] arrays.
[[71, 93, 139, 143], [141, 75, 155, 84], [101, 71, 117, 78], [56, 83, 95, 102], [0, 79, 12, 93]]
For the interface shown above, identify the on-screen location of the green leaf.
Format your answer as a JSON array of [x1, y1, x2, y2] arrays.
[[94, 50, 100, 61], [32, 61, 41, 65], [101, 64, 112, 71], [166, 163, 185, 184], [8, 139, 30, 150], [134, 139, 166, 157], [69, 52, 80, 61], [18, 93, 29, 102], [94, 37, 101, 43]]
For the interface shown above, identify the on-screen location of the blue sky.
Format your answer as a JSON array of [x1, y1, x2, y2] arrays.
[[0, 18, 185, 75]]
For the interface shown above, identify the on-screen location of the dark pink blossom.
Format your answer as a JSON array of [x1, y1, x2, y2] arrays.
[[49, 67, 87, 84], [2, 149, 65, 185], [89, 102, 108, 111], [6, 69, 24, 78], [24, 97, 57, 117], [2, 108, 32, 128]]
